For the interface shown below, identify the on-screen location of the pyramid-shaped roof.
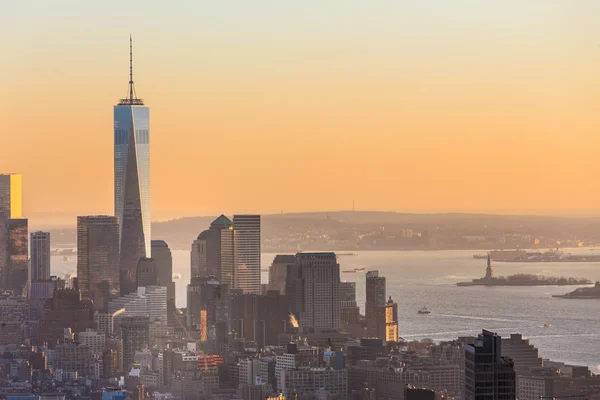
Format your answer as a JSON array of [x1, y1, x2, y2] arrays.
[[210, 214, 232, 229]]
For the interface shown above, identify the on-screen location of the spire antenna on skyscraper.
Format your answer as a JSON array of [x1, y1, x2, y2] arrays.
[[120, 35, 143, 106], [129, 34, 134, 102]]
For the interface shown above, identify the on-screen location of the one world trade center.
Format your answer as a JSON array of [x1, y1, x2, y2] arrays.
[[114, 37, 150, 296]]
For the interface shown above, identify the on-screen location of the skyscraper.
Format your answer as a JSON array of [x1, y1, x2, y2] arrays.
[[6, 218, 28, 294], [30, 231, 51, 281], [366, 270, 386, 337], [286, 252, 340, 329], [232, 215, 261, 294], [191, 231, 208, 278], [465, 330, 516, 400], [136, 257, 157, 287], [0, 174, 23, 292], [77, 216, 119, 311], [114, 37, 150, 296], [151, 240, 175, 320], [120, 316, 150, 372], [379, 296, 399, 342], [192, 215, 233, 280], [0, 174, 22, 220]]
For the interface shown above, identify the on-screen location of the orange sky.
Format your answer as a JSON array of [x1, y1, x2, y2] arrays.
[[2, 1, 600, 220]]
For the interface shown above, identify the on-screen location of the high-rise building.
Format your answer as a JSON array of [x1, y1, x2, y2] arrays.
[[501, 334, 543, 374], [151, 240, 175, 320], [232, 215, 261, 294], [378, 296, 399, 342], [465, 330, 516, 400], [0, 174, 22, 220], [230, 290, 289, 347], [30, 231, 50, 281], [268, 255, 296, 295], [186, 276, 230, 346], [39, 289, 96, 347], [286, 252, 340, 330], [77, 216, 119, 310], [114, 37, 151, 296], [136, 257, 157, 287], [120, 316, 150, 372], [192, 215, 233, 280], [0, 174, 23, 292], [6, 218, 28, 294], [366, 270, 386, 337], [108, 286, 167, 331], [191, 231, 208, 278]]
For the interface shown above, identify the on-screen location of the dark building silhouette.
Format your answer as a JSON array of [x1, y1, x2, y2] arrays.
[[186, 276, 230, 347], [268, 254, 296, 294], [285, 253, 340, 330], [230, 290, 289, 347], [30, 231, 50, 281], [366, 270, 386, 338], [120, 316, 150, 372], [136, 257, 157, 287], [465, 330, 516, 400], [340, 281, 360, 325], [6, 218, 28, 295], [405, 385, 435, 400], [151, 240, 175, 319], [77, 216, 119, 311], [39, 288, 96, 347], [191, 215, 232, 280]]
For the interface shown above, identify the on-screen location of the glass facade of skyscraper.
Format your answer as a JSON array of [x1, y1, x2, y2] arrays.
[[114, 104, 150, 295]]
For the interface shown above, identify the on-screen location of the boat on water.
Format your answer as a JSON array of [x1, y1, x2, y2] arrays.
[[544, 323, 552, 328], [342, 267, 366, 273], [418, 307, 431, 315]]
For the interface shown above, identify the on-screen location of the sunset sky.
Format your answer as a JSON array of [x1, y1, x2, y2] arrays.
[[2, 1, 600, 222]]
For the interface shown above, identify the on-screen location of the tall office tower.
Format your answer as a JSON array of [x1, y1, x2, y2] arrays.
[[225, 215, 261, 294], [191, 231, 208, 278], [193, 215, 233, 280], [186, 276, 230, 347], [120, 316, 150, 372], [151, 240, 175, 320], [6, 218, 28, 294], [220, 228, 236, 289], [114, 37, 151, 296], [39, 289, 96, 347], [77, 216, 119, 311], [30, 231, 51, 281], [0, 174, 22, 220], [285, 252, 340, 329], [108, 286, 167, 331], [366, 270, 386, 337], [136, 257, 157, 287], [340, 281, 360, 325], [465, 330, 516, 400], [377, 296, 399, 341], [268, 254, 296, 294], [0, 174, 23, 291], [501, 334, 543, 374], [230, 290, 289, 347]]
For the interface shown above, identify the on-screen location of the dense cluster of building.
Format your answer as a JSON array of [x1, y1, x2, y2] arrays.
[[2, 42, 600, 400]]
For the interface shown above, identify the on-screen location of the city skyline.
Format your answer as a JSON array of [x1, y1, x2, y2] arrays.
[[3, 1, 600, 219]]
